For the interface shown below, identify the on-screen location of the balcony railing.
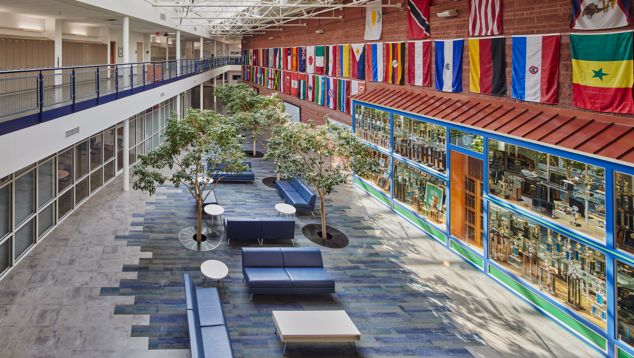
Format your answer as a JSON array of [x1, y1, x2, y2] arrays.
[[0, 56, 241, 131]]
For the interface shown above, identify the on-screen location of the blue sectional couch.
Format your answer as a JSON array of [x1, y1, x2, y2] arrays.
[[241, 247, 335, 298], [275, 178, 317, 213], [183, 273, 233, 358], [210, 162, 255, 183], [224, 217, 295, 245]]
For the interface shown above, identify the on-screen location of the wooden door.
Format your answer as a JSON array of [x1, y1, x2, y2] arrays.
[[110, 41, 116, 64], [450, 151, 484, 250]]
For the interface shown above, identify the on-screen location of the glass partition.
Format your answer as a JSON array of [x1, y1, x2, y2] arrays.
[[618, 261, 634, 347], [57, 148, 73, 193], [450, 129, 483, 153], [489, 139, 606, 242], [0, 183, 10, 239], [489, 203, 606, 328], [354, 105, 391, 149], [393, 161, 446, 227], [616, 172, 634, 255], [393, 115, 446, 172], [358, 149, 390, 195]]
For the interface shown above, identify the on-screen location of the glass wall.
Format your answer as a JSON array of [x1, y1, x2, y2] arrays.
[[450, 129, 483, 153], [489, 139, 606, 242], [393, 115, 446, 172], [618, 261, 634, 346], [616, 172, 634, 255], [358, 148, 390, 195], [489, 203, 606, 328], [393, 160, 446, 228], [354, 104, 391, 149]]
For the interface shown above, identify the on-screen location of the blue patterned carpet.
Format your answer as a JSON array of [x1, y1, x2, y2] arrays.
[[100, 158, 488, 357]]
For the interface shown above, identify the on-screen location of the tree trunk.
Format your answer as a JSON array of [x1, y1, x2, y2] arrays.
[[252, 130, 257, 157], [319, 193, 327, 241], [196, 195, 203, 251]]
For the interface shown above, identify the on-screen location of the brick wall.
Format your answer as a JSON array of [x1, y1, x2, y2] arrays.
[[242, 0, 634, 125]]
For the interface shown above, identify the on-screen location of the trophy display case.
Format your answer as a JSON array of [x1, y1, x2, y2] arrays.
[[354, 105, 391, 150], [392, 161, 446, 227], [392, 115, 446, 173]]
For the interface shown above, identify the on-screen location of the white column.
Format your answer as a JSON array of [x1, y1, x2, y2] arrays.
[[176, 30, 181, 76], [200, 37, 204, 60], [123, 118, 130, 191], [165, 36, 169, 61], [176, 94, 181, 119], [122, 17, 130, 63], [54, 19, 63, 85], [213, 77, 217, 111]]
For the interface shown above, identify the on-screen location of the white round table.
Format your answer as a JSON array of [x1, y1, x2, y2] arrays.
[[195, 176, 213, 187], [275, 203, 297, 217], [204, 204, 224, 238], [201, 259, 229, 287]]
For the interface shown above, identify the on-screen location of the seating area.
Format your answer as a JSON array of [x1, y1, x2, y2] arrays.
[[275, 178, 317, 214], [224, 217, 296, 245], [241, 247, 335, 298], [210, 161, 255, 183], [183, 273, 233, 358]]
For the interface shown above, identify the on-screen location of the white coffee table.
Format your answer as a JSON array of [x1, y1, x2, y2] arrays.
[[200, 259, 229, 288], [275, 203, 297, 217], [272, 310, 361, 354], [203, 204, 224, 237]]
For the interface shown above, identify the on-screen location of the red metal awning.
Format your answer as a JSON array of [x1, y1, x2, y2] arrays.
[[353, 88, 634, 167]]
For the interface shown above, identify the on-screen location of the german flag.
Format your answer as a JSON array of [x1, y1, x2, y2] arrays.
[[570, 31, 634, 114], [384, 42, 405, 85], [469, 37, 506, 96]]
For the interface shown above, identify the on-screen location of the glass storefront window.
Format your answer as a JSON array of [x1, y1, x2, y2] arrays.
[[14, 218, 34, 259], [616, 172, 634, 255], [489, 203, 606, 328], [58, 147, 74, 193], [354, 105, 391, 149], [0, 238, 9, 274], [393, 161, 446, 228], [38, 159, 55, 208], [117, 125, 124, 171], [58, 189, 74, 219], [358, 149, 390, 195], [75, 140, 89, 179], [617, 261, 634, 347], [14, 169, 35, 226], [450, 129, 483, 153], [104, 160, 115, 183], [90, 169, 103, 193], [75, 177, 89, 204], [136, 116, 144, 144], [393, 115, 446, 172], [489, 139, 606, 242], [0, 183, 10, 239], [90, 134, 103, 170], [38, 203, 55, 237], [129, 118, 136, 147], [104, 127, 115, 161]]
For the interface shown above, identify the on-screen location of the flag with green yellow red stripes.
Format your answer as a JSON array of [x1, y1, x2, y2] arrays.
[[570, 31, 634, 114]]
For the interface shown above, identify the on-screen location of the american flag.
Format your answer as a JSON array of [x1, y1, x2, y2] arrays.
[[468, 0, 502, 37]]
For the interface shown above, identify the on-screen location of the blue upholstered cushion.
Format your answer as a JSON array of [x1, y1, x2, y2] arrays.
[[184, 273, 197, 310], [261, 218, 295, 241], [201, 325, 233, 358], [225, 218, 261, 242], [242, 247, 283, 267], [284, 191, 308, 206], [187, 310, 205, 358], [285, 268, 335, 288], [276, 180, 295, 193], [281, 247, 324, 267], [196, 287, 225, 327], [243, 267, 293, 287]]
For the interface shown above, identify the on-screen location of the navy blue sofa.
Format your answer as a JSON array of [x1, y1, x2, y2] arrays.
[[183, 273, 233, 358], [275, 178, 317, 214], [210, 162, 255, 183], [224, 217, 295, 245], [241, 247, 335, 299]]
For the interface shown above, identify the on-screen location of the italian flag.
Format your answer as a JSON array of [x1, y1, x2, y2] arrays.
[[570, 31, 634, 114], [315, 46, 325, 75]]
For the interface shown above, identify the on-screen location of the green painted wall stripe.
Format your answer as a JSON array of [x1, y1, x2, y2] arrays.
[[353, 177, 391, 207], [393, 203, 447, 244], [618, 347, 634, 358], [488, 265, 607, 350], [449, 240, 484, 268]]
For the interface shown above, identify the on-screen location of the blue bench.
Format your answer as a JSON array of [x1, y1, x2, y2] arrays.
[[224, 217, 295, 245], [275, 178, 317, 214], [184, 273, 233, 358], [210, 162, 255, 183], [242, 247, 335, 299]]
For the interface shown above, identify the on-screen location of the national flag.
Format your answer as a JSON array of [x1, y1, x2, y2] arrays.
[[307, 75, 316, 102], [407, 40, 432, 87], [242, 50, 249, 65], [338, 44, 351, 77], [260, 49, 267, 67], [268, 48, 274, 68], [469, 37, 506, 96], [267, 68, 275, 89], [306, 46, 316, 74], [326, 77, 338, 110], [337, 79, 351, 113], [282, 48, 289, 70], [298, 47, 307, 72], [315, 46, 326, 75], [511, 34, 560, 104], [384, 42, 405, 85], [351, 80, 366, 97], [291, 72, 299, 96], [283, 71, 292, 95], [407, 0, 431, 39], [273, 70, 280, 90], [273, 48, 281, 69], [571, 0, 631, 30], [315, 75, 326, 105], [291, 47, 299, 71], [435, 39, 464, 93], [570, 31, 634, 114], [298, 74, 308, 100], [326, 45, 338, 77], [364, 0, 382, 41], [469, 0, 502, 36], [286, 48, 293, 70], [365, 43, 384, 82], [351, 44, 366, 80]]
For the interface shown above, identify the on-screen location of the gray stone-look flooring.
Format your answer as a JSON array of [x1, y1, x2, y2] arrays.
[[0, 157, 599, 357]]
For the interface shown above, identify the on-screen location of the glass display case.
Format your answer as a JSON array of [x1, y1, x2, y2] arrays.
[[393, 115, 446, 172], [392, 161, 446, 227], [616, 172, 634, 255], [354, 104, 391, 149], [617, 261, 634, 347], [489, 203, 607, 328], [358, 148, 391, 195], [489, 139, 606, 242], [450, 129, 483, 153]]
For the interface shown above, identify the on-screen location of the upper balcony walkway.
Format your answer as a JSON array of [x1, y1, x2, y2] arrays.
[[0, 56, 241, 136]]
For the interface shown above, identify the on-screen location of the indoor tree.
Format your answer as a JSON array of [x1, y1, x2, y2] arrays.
[[265, 121, 379, 241], [133, 108, 246, 251], [215, 83, 288, 156]]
